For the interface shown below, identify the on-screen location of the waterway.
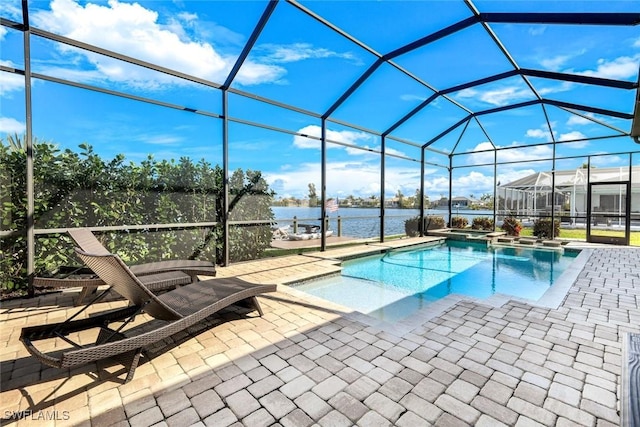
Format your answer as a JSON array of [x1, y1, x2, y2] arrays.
[[271, 206, 493, 239]]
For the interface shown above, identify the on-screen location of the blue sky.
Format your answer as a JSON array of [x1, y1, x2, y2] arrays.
[[1, 0, 639, 201]]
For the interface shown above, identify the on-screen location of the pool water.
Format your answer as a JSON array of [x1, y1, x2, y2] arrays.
[[294, 240, 579, 321]]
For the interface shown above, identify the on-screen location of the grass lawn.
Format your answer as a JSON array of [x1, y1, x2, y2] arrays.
[[520, 227, 640, 246]]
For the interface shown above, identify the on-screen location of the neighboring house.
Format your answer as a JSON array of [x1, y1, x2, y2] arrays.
[[385, 197, 400, 208], [436, 196, 473, 209], [497, 166, 640, 220], [452, 196, 472, 208]]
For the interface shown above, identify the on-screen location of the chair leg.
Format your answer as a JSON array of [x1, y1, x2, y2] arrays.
[[95, 327, 143, 383], [75, 286, 97, 305], [124, 350, 143, 383], [251, 296, 264, 316]]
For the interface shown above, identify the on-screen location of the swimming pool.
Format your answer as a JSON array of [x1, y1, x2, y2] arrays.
[[294, 240, 580, 322]]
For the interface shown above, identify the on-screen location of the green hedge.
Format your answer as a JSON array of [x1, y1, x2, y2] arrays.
[[1, 136, 274, 293], [450, 216, 468, 229], [471, 216, 494, 231], [404, 215, 446, 236]]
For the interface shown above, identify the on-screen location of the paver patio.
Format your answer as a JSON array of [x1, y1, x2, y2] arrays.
[[1, 239, 638, 426]]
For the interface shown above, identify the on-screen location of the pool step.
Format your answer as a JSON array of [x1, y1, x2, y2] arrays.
[[518, 238, 537, 245], [491, 237, 567, 252]]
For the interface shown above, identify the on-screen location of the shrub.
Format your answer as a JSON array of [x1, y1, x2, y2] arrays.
[[404, 216, 420, 237], [501, 216, 522, 236], [426, 215, 446, 230], [533, 218, 560, 239], [450, 216, 468, 229], [404, 215, 446, 236], [471, 216, 494, 231], [1, 136, 275, 294]]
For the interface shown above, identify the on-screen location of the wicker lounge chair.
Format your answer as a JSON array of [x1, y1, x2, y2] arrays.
[[34, 228, 216, 304], [21, 248, 276, 383]]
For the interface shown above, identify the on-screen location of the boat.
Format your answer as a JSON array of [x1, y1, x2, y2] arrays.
[[287, 229, 334, 241]]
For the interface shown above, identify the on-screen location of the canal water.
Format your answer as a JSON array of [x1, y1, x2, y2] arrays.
[[271, 207, 493, 239]]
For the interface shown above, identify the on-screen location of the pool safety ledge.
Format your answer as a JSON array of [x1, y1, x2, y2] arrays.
[[426, 228, 506, 242], [425, 228, 574, 252], [491, 237, 570, 252]]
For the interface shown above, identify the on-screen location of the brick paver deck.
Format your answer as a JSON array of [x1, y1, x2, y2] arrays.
[[1, 240, 638, 426]]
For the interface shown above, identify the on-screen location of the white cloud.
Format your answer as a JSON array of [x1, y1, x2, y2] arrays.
[[497, 168, 539, 187], [528, 26, 546, 37], [31, 0, 352, 88], [566, 113, 595, 126], [0, 0, 21, 21], [634, 37, 640, 48], [466, 141, 553, 165], [271, 126, 415, 198], [558, 131, 586, 142], [423, 174, 451, 198], [0, 117, 26, 134], [292, 125, 408, 159], [525, 122, 555, 140], [132, 133, 183, 145], [497, 144, 553, 163], [574, 54, 640, 80], [455, 86, 534, 107], [558, 131, 589, 148], [539, 49, 586, 72], [266, 147, 524, 200], [256, 43, 357, 64], [451, 171, 495, 196], [526, 128, 550, 139], [0, 26, 7, 41], [293, 125, 373, 150], [177, 12, 198, 23], [423, 167, 521, 199], [464, 141, 495, 165], [400, 93, 429, 102], [345, 146, 377, 156], [0, 61, 25, 96], [265, 160, 382, 199], [590, 155, 624, 167], [31, 0, 232, 86], [541, 54, 573, 71], [536, 81, 574, 96]]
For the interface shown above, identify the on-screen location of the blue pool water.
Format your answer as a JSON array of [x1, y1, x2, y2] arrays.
[[294, 240, 579, 321]]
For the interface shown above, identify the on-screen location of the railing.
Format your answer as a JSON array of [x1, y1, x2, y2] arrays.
[[274, 212, 419, 239]]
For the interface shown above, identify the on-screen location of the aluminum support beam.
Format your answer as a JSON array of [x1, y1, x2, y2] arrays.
[[384, 17, 479, 61], [320, 119, 327, 251], [223, 0, 278, 89], [543, 99, 633, 120], [221, 0, 278, 263], [380, 135, 386, 242], [479, 12, 640, 26], [522, 69, 638, 90], [632, 74, 640, 143], [22, 0, 35, 297]]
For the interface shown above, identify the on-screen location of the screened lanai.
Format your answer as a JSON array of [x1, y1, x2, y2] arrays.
[[1, 0, 639, 295], [498, 165, 640, 227]]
